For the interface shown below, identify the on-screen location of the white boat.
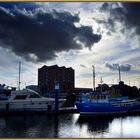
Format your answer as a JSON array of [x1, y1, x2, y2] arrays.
[[0, 62, 66, 113], [0, 88, 66, 113]]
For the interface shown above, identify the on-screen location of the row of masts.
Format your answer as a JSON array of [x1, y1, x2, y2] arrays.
[[92, 65, 121, 91]]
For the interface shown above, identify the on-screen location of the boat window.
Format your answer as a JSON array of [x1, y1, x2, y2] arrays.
[[29, 94, 40, 98], [14, 95, 27, 100]]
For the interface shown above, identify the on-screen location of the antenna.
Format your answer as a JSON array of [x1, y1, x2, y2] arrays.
[[92, 65, 95, 91], [18, 61, 21, 90]]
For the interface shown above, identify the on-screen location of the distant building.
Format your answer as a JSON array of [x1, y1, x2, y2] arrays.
[[74, 87, 93, 94], [96, 84, 110, 92], [110, 81, 124, 97], [26, 85, 38, 92], [38, 65, 75, 97], [0, 84, 16, 99]]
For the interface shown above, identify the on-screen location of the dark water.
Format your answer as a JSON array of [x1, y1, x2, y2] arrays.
[[0, 113, 140, 138]]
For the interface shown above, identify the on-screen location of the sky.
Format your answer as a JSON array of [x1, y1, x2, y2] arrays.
[[0, 2, 140, 89]]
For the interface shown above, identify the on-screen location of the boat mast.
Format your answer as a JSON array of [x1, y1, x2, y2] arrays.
[[119, 66, 121, 82], [92, 65, 95, 91], [18, 61, 21, 91], [100, 77, 103, 93]]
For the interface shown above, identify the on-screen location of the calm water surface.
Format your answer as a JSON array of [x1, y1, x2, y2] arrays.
[[0, 113, 140, 138]]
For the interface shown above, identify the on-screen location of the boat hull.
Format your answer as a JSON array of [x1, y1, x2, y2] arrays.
[[76, 102, 140, 116], [0, 100, 65, 113]]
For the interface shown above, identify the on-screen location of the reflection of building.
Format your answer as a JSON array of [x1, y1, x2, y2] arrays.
[[38, 65, 75, 97], [26, 85, 38, 92]]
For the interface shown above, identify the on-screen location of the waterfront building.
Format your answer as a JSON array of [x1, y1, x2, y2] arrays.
[[74, 87, 92, 94], [0, 84, 16, 99], [38, 65, 75, 97], [96, 84, 110, 92]]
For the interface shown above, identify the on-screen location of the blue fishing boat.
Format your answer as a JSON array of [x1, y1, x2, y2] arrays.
[[76, 91, 140, 115], [75, 65, 140, 116]]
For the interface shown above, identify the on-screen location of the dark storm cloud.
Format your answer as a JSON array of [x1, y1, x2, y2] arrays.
[[0, 2, 38, 9], [96, 2, 140, 36], [0, 5, 101, 62], [105, 63, 131, 71]]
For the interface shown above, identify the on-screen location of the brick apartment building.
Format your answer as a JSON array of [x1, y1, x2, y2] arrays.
[[38, 65, 75, 97]]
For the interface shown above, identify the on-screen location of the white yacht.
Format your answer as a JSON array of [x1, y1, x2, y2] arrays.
[[0, 62, 66, 113], [0, 88, 66, 112]]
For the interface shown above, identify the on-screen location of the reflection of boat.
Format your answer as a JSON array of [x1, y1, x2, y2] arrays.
[[76, 115, 114, 134], [0, 89, 65, 113]]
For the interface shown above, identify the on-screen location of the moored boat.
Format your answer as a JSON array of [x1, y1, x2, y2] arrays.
[[75, 65, 140, 116], [75, 91, 140, 116], [0, 88, 66, 113]]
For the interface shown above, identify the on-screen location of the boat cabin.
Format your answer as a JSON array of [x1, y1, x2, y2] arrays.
[[76, 91, 111, 103], [10, 89, 41, 100]]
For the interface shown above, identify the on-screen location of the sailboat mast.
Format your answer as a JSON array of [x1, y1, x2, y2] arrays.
[[100, 77, 103, 93], [92, 65, 95, 91], [18, 61, 21, 91], [119, 66, 121, 82]]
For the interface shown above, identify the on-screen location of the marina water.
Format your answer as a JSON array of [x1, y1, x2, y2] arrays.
[[0, 113, 140, 138]]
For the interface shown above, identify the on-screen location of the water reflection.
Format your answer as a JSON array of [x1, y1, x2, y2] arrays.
[[0, 115, 61, 137], [108, 115, 140, 138], [0, 114, 139, 138], [76, 114, 140, 138], [76, 115, 114, 137]]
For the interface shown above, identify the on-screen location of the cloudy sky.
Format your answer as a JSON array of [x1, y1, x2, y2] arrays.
[[0, 2, 140, 89]]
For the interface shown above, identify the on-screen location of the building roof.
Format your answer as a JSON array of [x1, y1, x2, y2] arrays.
[[38, 64, 74, 70]]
